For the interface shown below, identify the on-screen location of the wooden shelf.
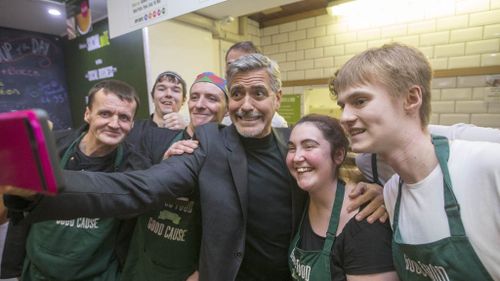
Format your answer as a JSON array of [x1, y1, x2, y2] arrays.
[[282, 66, 500, 87]]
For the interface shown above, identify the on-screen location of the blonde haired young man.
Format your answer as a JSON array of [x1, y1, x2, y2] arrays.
[[333, 43, 499, 280]]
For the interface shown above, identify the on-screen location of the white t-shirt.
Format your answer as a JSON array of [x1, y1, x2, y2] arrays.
[[384, 140, 500, 280]]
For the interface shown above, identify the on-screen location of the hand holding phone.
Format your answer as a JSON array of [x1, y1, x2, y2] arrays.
[[0, 109, 62, 195]]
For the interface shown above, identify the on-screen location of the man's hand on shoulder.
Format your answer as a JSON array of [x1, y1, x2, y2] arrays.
[[347, 182, 388, 223], [163, 140, 199, 160]]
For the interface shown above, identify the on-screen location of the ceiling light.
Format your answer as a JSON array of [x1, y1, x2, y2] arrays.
[[326, 0, 355, 16], [48, 8, 62, 16]]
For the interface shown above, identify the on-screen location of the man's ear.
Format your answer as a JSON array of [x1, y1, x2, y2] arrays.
[[274, 89, 282, 110], [83, 107, 91, 124], [404, 85, 422, 116]]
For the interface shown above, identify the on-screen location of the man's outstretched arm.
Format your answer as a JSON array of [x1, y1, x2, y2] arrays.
[[3, 145, 206, 224]]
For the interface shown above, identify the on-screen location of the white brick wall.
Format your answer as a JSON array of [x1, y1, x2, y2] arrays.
[[457, 75, 487, 87], [279, 42, 296, 52], [450, 27, 483, 43], [272, 33, 288, 44], [307, 26, 326, 38], [315, 36, 335, 47], [279, 22, 297, 33], [471, 114, 500, 127], [324, 45, 345, 56], [448, 55, 481, 68], [465, 39, 499, 54], [295, 59, 313, 70], [456, 101, 488, 112], [430, 77, 500, 127], [432, 77, 456, 88], [287, 50, 304, 61], [296, 39, 314, 50], [345, 42, 368, 55], [437, 15, 468, 31], [435, 43, 465, 57], [408, 20, 436, 35], [420, 31, 449, 46], [304, 47, 323, 59], [482, 53, 500, 66], [395, 35, 420, 47], [432, 101, 456, 113], [469, 9, 500, 26], [382, 25, 407, 37], [314, 57, 334, 68], [456, 0, 489, 14], [440, 88, 472, 100], [440, 114, 471, 125], [484, 24, 500, 39], [255, 0, 500, 127]]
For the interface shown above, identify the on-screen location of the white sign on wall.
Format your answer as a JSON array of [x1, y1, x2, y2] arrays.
[[107, 0, 226, 38], [485, 75, 500, 104]]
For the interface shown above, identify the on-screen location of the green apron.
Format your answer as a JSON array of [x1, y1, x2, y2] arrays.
[[289, 180, 345, 281], [121, 131, 200, 281], [391, 135, 494, 281], [121, 197, 201, 281], [23, 134, 124, 281]]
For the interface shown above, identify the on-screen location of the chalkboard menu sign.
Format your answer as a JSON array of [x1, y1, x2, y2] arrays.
[[63, 19, 148, 128], [0, 28, 72, 129]]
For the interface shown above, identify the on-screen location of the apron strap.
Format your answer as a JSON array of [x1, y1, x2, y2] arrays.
[[322, 180, 345, 255], [60, 132, 86, 168], [393, 179, 403, 234], [431, 135, 466, 236], [393, 136, 466, 237], [371, 154, 383, 186], [169, 131, 186, 146]]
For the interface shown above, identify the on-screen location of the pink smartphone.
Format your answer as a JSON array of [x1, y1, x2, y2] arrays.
[[0, 109, 62, 195]]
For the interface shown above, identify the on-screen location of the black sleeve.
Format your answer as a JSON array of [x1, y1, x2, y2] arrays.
[[332, 219, 394, 278], [0, 222, 29, 278], [139, 127, 180, 164], [122, 143, 153, 171]]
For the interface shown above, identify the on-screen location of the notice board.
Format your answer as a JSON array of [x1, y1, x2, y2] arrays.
[[0, 27, 72, 130], [63, 19, 148, 127]]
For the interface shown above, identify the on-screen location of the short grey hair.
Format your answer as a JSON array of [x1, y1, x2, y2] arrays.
[[226, 53, 282, 93]]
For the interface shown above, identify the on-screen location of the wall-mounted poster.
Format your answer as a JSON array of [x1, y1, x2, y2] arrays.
[[0, 27, 72, 130], [278, 94, 301, 125], [63, 19, 148, 128]]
